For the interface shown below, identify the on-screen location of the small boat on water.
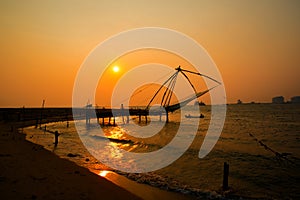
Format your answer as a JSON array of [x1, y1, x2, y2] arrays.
[[194, 100, 206, 106], [185, 113, 204, 118]]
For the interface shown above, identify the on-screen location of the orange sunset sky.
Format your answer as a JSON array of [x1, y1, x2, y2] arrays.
[[1, 0, 299, 107]]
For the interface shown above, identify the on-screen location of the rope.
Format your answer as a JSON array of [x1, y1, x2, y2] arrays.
[[248, 133, 295, 164], [146, 71, 179, 110], [119, 66, 221, 112], [114, 70, 174, 106], [161, 72, 178, 107]]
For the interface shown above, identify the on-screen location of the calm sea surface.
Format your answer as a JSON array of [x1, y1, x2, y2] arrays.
[[24, 104, 300, 199]]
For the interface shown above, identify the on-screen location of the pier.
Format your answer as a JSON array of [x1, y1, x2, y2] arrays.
[[90, 107, 166, 126], [0, 107, 166, 125], [1, 67, 221, 125]]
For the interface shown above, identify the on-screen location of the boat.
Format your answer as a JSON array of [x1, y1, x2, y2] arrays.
[[185, 114, 204, 118], [194, 100, 206, 106]]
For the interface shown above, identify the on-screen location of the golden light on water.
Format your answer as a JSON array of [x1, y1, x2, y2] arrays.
[[99, 170, 110, 177]]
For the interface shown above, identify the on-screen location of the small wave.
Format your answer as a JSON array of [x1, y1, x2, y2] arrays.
[[116, 171, 230, 199], [89, 135, 134, 144]]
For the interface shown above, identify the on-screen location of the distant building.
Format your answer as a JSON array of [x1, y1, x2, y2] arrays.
[[291, 96, 300, 104], [272, 96, 284, 104]]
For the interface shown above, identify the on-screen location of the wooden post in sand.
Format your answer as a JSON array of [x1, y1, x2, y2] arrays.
[[223, 162, 229, 190], [54, 131, 60, 147]]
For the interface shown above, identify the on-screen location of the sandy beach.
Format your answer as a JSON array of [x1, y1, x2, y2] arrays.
[[0, 122, 141, 200], [0, 120, 195, 200]]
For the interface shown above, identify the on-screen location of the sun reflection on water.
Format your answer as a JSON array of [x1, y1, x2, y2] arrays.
[[99, 170, 110, 177], [108, 142, 124, 159]]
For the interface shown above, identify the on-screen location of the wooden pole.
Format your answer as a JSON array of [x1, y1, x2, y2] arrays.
[[223, 162, 229, 190], [85, 108, 88, 125], [40, 99, 45, 127], [54, 131, 59, 147], [121, 104, 125, 124], [166, 112, 169, 123], [138, 109, 141, 123]]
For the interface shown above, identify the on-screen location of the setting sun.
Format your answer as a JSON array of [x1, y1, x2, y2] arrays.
[[113, 66, 120, 73]]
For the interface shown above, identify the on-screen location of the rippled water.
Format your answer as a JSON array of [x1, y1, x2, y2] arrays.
[[24, 104, 300, 199]]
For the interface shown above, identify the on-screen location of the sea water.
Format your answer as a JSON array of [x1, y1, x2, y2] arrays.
[[24, 104, 300, 199]]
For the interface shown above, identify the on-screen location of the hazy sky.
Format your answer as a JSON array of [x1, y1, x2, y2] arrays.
[[1, 0, 299, 107]]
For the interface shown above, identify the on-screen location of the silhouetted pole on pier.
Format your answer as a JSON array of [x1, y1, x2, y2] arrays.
[[121, 104, 125, 124], [85, 103, 92, 126], [223, 162, 229, 190], [138, 109, 142, 123], [85, 111, 90, 125], [166, 112, 169, 123]]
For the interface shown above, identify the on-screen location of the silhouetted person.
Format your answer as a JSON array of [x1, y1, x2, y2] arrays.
[[54, 131, 60, 147]]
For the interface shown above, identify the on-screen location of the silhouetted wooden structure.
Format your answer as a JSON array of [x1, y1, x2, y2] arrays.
[[1, 67, 220, 125], [84, 67, 221, 125], [145, 66, 220, 122]]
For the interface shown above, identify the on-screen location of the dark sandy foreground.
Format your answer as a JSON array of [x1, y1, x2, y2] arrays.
[[0, 121, 195, 200], [0, 122, 140, 200]]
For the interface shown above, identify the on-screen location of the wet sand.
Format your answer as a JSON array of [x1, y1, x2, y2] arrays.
[[0, 121, 194, 200], [0, 122, 139, 200]]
